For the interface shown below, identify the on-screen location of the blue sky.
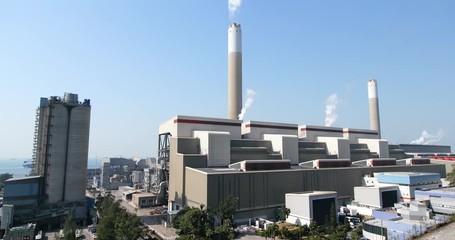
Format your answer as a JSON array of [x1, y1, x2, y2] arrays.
[[1, 0, 454, 158]]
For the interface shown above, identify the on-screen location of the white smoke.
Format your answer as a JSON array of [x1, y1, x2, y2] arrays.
[[238, 89, 256, 120], [325, 94, 339, 127], [410, 130, 444, 145], [228, 0, 242, 17]]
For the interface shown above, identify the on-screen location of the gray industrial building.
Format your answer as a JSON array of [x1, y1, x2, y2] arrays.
[[160, 115, 448, 222], [2, 176, 43, 227], [3, 93, 91, 226], [100, 157, 154, 190], [285, 191, 338, 226], [415, 187, 455, 215]]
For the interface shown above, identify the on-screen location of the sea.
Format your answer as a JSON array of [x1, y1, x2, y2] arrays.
[[0, 158, 101, 178]]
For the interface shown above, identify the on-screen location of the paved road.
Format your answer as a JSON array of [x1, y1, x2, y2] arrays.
[[416, 221, 455, 240], [110, 190, 179, 240]]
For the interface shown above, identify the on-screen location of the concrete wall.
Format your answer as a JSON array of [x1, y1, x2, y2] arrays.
[[193, 131, 231, 167], [132, 194, 156, 208], [185, 167, 209, 208], [47, 104, 68, 203], [399, 144, 451, 153], [65, 106, 90, 202], [430, 160, 454, 174], [264, 134, 298, 165], [168, 137, 207, 207], [242, 121, 298, 140], [159, 115, 242, 139], [285, 192, 337, 226], [358, 139, 390, 158], [286, 194, 311, 226], [343, 128, 379, 143], [183, 164, 446, 220], [317, 137, 351, 159], [299, 125, 344, 141], [355, 187, 384, 208]]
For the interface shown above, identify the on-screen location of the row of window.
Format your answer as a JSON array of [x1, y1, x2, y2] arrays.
[[431, 203, 455, 209]]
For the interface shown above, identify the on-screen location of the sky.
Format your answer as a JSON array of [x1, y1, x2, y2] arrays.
[[1, 0, 454, 159]]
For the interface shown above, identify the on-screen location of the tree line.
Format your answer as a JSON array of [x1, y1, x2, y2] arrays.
[[95, 193, 146, 240]]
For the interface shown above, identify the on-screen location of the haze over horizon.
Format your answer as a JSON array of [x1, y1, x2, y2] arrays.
[[1, 1, 454, 159]]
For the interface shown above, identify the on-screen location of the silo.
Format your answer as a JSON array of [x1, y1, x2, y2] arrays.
[[64, 105, 91, 202]]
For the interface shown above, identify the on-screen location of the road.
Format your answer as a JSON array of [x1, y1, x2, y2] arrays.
[[109, 190, 179, 240], [416, 221, 455, 240]]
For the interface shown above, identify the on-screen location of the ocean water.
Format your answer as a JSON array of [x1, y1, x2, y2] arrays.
[[0, 158, 101, 178]]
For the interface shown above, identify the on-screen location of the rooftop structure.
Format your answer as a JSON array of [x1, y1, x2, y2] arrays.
[[285, 191, 337, 226], [415, 187, 455, 215]]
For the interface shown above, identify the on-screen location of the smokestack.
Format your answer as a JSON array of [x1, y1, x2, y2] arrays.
[[228, 23, 242, 119], [368, 79, 381, 138]]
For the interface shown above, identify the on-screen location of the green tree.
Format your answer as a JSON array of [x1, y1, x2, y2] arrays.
[[216, 196, 238, 227], [296, 224, 310, 238], [96, 194, 119, 240], [309, 221, 321, 239], [95, 193, 145, 240], [174, 205, 214, 239], [63, 209, 77, 240], [447, 164, 455, 186], [279, 225, 291, 239], [350, 226, 363, 240], [214, 219, 236, 240], [327, 203, 337, 230], [265, 223, 279, 240], [174, 197, 239, 239], [0, 173, 13, 190], [114, 211, 144, 240], [277, 206, 291, 223]]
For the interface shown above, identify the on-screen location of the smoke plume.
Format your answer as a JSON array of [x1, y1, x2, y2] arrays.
[[228, 0, 242, 17], [410, 130, 444, 145], [238, 89, 256, 120], [325, 94, 339, 127]]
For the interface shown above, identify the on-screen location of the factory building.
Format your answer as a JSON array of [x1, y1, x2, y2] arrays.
[[160, 115, 447, 222], [285, 191, 338, 226], [32, 93, 91, 206], [415, 187, 455, 215], [354, 185, 399, 209], [364, 172, 442, 201], [3, 93, 91, 226], [100, 157, 154, 190], [2, 176, 43, 226]]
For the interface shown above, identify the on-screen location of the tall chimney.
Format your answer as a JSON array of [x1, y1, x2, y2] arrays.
[[228, 23, 242, 119], [368, 79, 381, 138]]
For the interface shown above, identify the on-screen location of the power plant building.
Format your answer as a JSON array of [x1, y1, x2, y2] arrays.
[[160, 115, 448, 222], [3, 93, 91, 225], [156, 22, 453, 224]]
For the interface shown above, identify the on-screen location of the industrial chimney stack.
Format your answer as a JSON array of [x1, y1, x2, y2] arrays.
[[368, 79, 381, 138], [228, 23, 242, 119]]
